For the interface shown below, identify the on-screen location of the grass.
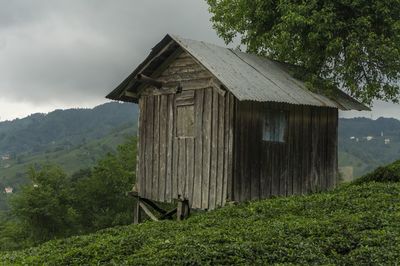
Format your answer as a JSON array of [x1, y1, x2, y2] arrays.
[[1, 178, 399, 265]]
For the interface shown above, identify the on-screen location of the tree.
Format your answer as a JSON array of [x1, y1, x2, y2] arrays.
[[73, 137, 136, 230], [206, 0, 400, 104], [10, 165, 80, 243]]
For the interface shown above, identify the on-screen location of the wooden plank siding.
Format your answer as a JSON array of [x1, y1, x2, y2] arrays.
[[137, 51, 235, 210], [137, 50, 338, 210], [233, 101, 338, 201]]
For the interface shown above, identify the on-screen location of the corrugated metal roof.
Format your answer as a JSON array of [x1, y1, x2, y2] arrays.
[[107, 34, 370, 111]]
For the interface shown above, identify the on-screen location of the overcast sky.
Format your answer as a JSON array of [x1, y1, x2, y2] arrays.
[[0, 0, 399, 121]]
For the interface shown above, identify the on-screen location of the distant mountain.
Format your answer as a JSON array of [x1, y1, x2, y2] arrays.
[[338, 117, 400, 177], [339, 117, 400, 139], [0, 102, 138, 193], [0, 102, 138, 155]]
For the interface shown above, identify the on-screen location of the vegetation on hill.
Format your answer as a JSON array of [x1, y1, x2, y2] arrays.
[[1, 185, 398, 264], [0, 125, 134, 189], [355, 160, 400, 184], [0, 102, 138, 155], [0, 137, 136, 251], [0, 102, 138, 200], [1, 162, 400, 264]]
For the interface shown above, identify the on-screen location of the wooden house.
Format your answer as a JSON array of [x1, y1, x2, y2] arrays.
[[106, 34, 369, 221]]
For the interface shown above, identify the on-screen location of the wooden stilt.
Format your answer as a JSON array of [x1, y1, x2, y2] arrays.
[[177, 200, 183, 221], [183, 200, 190, 218], [177, 198, 190, 221], [139, 201, 159, 221], [130, 192, 190, 224], [134, 198, 141, 224]]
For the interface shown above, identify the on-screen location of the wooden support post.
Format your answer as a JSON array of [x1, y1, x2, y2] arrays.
[[139, 201, 159, 221], [134, 198, 141, 224], [177, 198, 190, 221], [130, 192, 189, 223]]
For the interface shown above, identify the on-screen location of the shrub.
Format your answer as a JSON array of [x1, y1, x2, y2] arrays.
[[355, 160, 400, 184]]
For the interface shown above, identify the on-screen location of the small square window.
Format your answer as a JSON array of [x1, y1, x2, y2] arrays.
[[263, 110, 287, 143], [176, 105, 195, 138]]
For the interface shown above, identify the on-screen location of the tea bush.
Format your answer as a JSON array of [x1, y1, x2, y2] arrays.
[[1, 181, 400, 265], [355, 160, 400, 184]]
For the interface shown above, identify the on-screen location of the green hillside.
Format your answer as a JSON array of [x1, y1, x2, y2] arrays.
[[0, 102, 138, 189], [2, 166, 400, 265], [0, 125, 135, 187], [0, 102, 138, 155], [0, 102, 138, 213]]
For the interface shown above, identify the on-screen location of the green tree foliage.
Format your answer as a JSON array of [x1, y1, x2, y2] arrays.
[[10, 166, 80, 242], [206, 0, 400, 104], [73, 137, 137, 230], [0, 137, 137, 251]]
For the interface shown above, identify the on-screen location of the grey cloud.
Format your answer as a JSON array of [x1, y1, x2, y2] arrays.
[[0, 0, 222, 105], [0, 0, 398, 119]]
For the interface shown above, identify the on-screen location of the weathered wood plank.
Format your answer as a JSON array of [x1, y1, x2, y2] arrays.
[[164, 64, 207, 75], [332, 109, 339, 187], [217, 92, 225, 206], [286, 104, 295, 196], [139, 201, 159, 221], [145, 96, 154, 199], [133, 199, 141, 224], [239, 102, 247, 201], [177, 139, 186, 198], [209, 90, 219, 209], [186, 137, 195, 204], [233, 97, 241, 202], [153, 96, 160, 200], [137, 98, 145, 197], [225, 93, 236, 200], [159, 95, 168, 202], [291, 104, 300, 195], [165, 94, 174, 202], [160, 70, 211, 81], [164, 78, 212, 90], [302, 106, 311, 194], [310, 107, 319, 192], [169, 57, 200, 67], [320, 108, 328, 191], [201, 88, 212, 209], [172, 97, 179, 199], [250, 103, 260, 200], [193, 90, 204, 209], [325, 108, 333, 189]]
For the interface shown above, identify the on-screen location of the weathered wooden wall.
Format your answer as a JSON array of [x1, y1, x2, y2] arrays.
[[137, 52, 235, 210], [232, 101, 338, 202], [136, 50, 338, 209]]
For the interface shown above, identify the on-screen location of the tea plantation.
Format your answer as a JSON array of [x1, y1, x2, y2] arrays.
[[2, 161, 400, 265]]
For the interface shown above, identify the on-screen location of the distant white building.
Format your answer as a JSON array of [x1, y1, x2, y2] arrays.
[[350, 136, 356, 140], [1, 155, 10, 160], [385, 138, 391, 145], [366, 136, 374, 141], [4, 187, 13, 194]]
